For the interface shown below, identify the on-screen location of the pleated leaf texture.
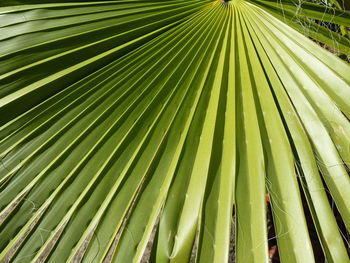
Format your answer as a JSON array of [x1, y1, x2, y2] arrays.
[[0, 0, 350, 262]]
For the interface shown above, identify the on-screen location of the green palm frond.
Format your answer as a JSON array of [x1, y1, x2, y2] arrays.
[[0, 0, 349, 262]]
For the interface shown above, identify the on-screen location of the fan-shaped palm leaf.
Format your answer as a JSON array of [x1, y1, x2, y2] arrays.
[[0, 0, 349, 262]]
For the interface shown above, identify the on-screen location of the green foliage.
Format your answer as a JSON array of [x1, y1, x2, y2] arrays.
[[0, 0, 349, 262]]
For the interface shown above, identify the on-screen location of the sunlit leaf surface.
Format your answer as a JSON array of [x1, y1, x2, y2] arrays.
[[0, 0, 349, 262]]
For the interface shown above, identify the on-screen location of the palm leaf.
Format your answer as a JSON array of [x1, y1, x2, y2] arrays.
[[0, 0, 349, 262]]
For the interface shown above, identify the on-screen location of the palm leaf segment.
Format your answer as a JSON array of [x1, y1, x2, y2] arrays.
[[0, 0, 350, 262]]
